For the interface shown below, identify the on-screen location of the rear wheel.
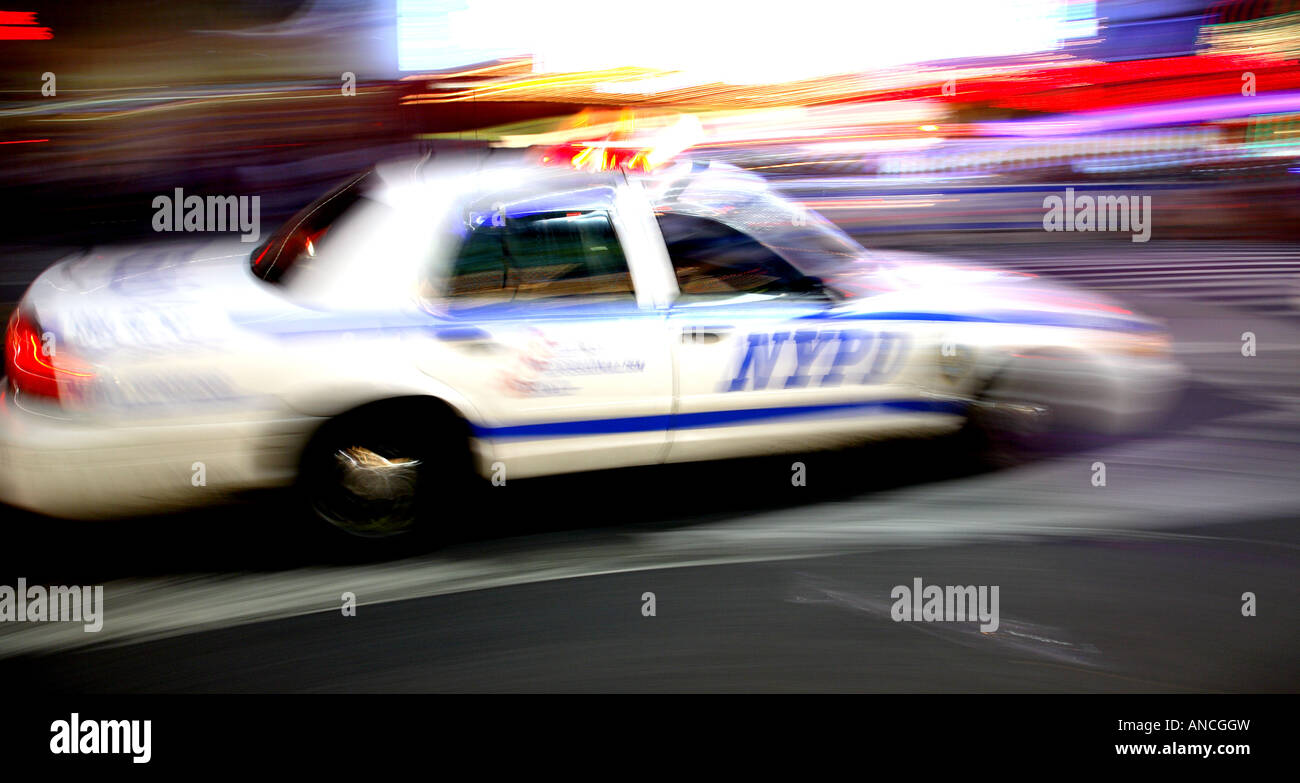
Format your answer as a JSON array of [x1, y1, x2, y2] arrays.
[[298, 400, 471, 545]]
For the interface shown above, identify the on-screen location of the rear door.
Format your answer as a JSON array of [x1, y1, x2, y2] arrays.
[[422, 185, 674, 479]]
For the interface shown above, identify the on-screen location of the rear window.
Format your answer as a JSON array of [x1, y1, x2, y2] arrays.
[[251, 172, 373, 283]]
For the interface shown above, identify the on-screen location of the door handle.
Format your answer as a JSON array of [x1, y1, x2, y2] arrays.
[[681, 326, 731, 344]]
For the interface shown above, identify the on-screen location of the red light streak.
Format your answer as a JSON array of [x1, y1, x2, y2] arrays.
[[0, 25, 50, 40], [0, 10, 52, 39]]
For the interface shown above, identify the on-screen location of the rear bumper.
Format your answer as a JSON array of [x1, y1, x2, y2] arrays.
[[0, 386, 317, 519]]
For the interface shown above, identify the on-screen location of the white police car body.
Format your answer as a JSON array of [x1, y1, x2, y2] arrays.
[[0, 157, 1182, 534]]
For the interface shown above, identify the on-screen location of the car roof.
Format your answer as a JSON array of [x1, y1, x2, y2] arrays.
[[368, 153, 774, 214]]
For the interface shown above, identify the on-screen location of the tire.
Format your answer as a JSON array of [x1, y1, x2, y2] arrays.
[[297, 399, 472, 547]]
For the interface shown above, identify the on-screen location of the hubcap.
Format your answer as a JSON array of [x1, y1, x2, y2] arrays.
[[313, 445, 423, 537]]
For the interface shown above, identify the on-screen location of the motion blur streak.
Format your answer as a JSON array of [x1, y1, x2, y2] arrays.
[[0, 0, 1296, 693]]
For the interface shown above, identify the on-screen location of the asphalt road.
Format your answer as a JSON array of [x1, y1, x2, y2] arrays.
[[0, 239, 1297, 692], [8, 516, 1298, 693]]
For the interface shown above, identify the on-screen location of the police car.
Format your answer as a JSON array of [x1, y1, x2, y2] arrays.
[[0, 156, 1182, 537]]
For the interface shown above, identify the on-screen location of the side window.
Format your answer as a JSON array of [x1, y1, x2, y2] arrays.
[[447, 227, 508, 298], [446, 210, 634, 300], [654, 212, 820, 298]]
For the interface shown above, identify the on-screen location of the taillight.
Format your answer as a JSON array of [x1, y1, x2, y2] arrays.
[[4, 308, 93, 403]]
